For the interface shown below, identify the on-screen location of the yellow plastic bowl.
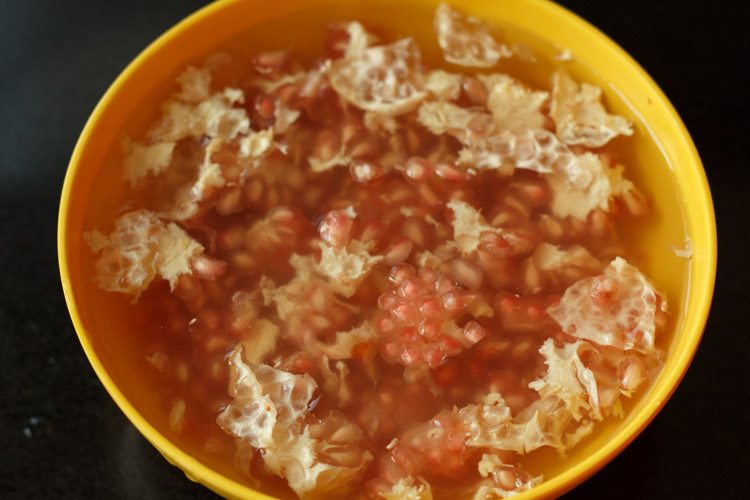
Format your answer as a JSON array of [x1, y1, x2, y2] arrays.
[[58, 0, 716, 498]]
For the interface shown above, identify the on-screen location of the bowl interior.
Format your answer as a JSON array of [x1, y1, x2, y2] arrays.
[[59, 0, 716, 498]]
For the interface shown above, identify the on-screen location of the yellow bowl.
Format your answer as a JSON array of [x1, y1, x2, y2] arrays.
[[58, 0, 717, 498]]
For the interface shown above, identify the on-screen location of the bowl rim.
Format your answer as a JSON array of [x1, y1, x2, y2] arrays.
[[58, 0, 717, 498]]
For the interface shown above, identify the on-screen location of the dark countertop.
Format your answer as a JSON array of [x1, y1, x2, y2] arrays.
[[0, 1, 747, 498]]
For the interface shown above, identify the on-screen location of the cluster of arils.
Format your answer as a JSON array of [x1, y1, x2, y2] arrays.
[[375, 264, 488, 368], [368, 409, 474, 496]]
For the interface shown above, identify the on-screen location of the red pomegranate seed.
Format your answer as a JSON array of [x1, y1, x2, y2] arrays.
[[418, 319, 441, 340], [495, 292, 553, 332], [319, 209, 354, 248], [461, 75, 488, 106], [476, 339, 511, 360], [462, 320, 487, 344], [400, 327, 419, 342], [255, 94, 276, 120], [405, 157, 431, 180], [419, 299, 442, 318], [397, 302, 423, 323], [291, 354, 316, 375], [312, 129, 340, 162], [389, 264, 416, 284], [401, 344, 423, 366], [378, 293, 398, 310], [435, 163, 466, 181], [434, 275, 455, 295], [418, 267, 439, 285], [479, 231, 511, 258], [450, 258, 484, 289], [398, 278, 423, 299], [379, 317, 396, 333], [191, 255, 228, 281], [253, 50, 287, 71], [423, 344, 447, 367], [441, 291, 464, 313], [439, 336, 463, 356], [350, 160, 384, 183], [382, 341, 399, 358], [622, 188, 649, 217], [384, 237, 414, 265], [401, 218, 428, 248], [359, 220, 386, 245], [514, 181, 550, 207]]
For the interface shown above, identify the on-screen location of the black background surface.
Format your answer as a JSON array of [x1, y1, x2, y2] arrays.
[[0, 1, 747, 498]]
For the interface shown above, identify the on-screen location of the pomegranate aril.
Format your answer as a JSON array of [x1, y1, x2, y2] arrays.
[[255, 94, 276, 120], [319, 209, 354, 248], [394, 303, 420, 323], [401, 344, 423, 366], [378, 292, 398, 310], [382, 341, 399, 359], [379, 317, 396, 333], [462, 75, 488, 106], [496, 470, 518, 490], [418, 319, 441, 340], [434, 275, 455, 295], [252, 50, 288, 72], [513, 180, 550, 207], [622, 188, 649, 217], [174, 274, 203, 303], [427, 448, 443, 465], [400, 327, 419, 342], [215, 186, 244, 216], [349, 140, 380, 159], [418, 267, 439, 285], [312, 128, 340, 162], [276, 82, 299, 104], [424, 344, 447, 367], [418, 183, 441, 207], [405, 157, 432, 180], [243, 177, 264, 207], [191, 255, 228, 281], [496, 293, 551, 332], [537, 217, 562, 244], [479, 231, 512, 258], [621, 357, 645, 392], [475, 340, 511, 360], [401, 218, 428, 248], [389, 264, 416, 284], [439, 336, 463, 356], [350, 160, 384, 183], [384, 237, 413, 265], [419, 299, 443, 318], [450, 258, 484, 289], [398, 278, 423, 299], [521, 258, 543, 294], [341, 119, 360, 144], [359, 220, 386, 244], [587, 208, 611, 237], [441, 291, 464, 313], [462, 320, 486, 344], [435, 162, 466, 181], [511, 340, 533, 360]]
